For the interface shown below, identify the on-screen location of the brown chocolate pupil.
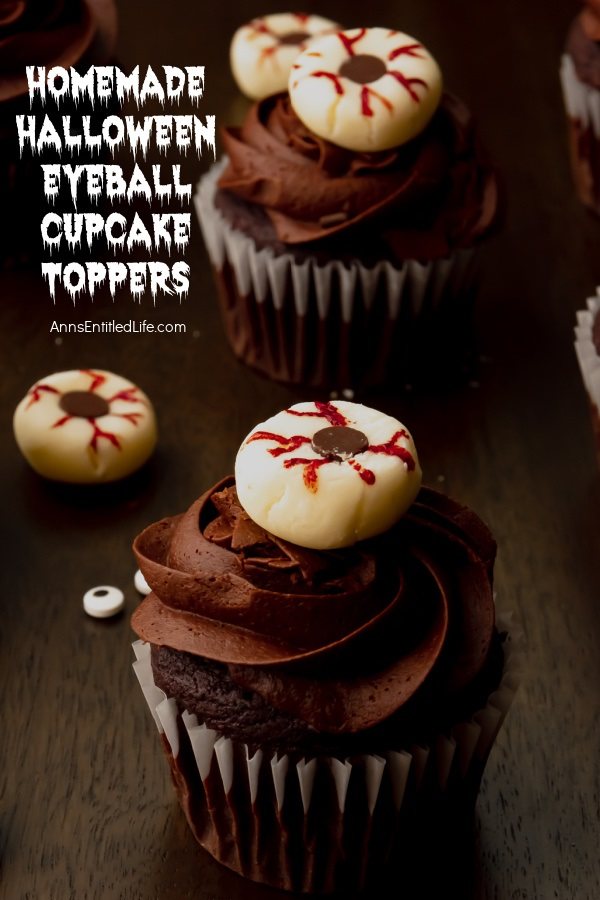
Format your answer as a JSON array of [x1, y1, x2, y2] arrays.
[[278, 30, 307, 45], [339, 54, 387, 84], [311, 425, 369, 461], [59, 390, 110, 419]]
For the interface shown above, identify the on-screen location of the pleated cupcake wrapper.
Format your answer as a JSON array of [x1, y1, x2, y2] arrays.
[[574, 288, 600, 427], [195, 159, 473, 325], [560, 54, 600, 137], [132, 612, 522, 893]]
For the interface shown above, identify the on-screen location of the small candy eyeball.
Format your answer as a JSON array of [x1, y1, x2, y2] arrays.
[[13, 369, 157, 484], [288, 26, 443, 152], [234, 400, 422, 550], [83, 585, 125, 618], [230, 12, 340, 100]]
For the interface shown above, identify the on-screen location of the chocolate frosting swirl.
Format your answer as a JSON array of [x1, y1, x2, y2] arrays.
[[217, 92, 500, 261], [132, 478, 496, 736]]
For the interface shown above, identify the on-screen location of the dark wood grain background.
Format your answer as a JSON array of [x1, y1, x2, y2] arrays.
[[2, 1, 600, 897]]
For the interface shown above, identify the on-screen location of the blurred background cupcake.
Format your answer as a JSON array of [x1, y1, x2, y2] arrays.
[[561, 1, 600, 215], [0, 0, 118, 269], [195, 21, 502, 391]]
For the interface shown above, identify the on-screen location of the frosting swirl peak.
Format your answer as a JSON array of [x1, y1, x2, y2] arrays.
[[132, 480, 496, 736], [217, 91, 500, 259]]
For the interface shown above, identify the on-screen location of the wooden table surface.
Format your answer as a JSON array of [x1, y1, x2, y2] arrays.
[[2, 1, 600, 897]]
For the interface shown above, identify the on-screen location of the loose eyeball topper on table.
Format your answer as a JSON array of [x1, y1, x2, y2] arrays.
[[13, 368, 157, 484], [13, 368, 159, 619]]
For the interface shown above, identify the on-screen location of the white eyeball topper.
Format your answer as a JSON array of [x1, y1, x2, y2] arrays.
[[289, 27, 442, 152], [235, 400, 422, 550], [13, 369, 157, 484], [230, 13, 339, 100]]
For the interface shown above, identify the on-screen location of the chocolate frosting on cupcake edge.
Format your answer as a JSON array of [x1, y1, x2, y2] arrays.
[[132, 477, 496, 735], [217, 92, 501, 260]]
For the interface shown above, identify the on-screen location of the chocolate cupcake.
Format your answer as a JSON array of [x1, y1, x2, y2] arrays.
[[0, 0, 118, 267], [132, 401, 519, 894], [574, 287, 600, 459], [195, 24, 501, 389], [561, 2, 600, 214]]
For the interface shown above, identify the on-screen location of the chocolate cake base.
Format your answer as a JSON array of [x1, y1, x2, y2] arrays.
[[150, 630, 507, 757]]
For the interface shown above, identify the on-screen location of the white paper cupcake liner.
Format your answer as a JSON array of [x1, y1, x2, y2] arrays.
[[574, 288, 600, 457], [132, 611, 522, 894], [194, 160, 475, 387], [195, 159, 473, 323], [574, 288, 600, 403], [560, 54, 600, 137]]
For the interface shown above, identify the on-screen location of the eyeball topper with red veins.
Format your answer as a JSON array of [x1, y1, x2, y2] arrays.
[[234, 400, 422, 550], [13, 369, 157, 483], [288, 26, 443, 152], [230, 12, 340, 100]]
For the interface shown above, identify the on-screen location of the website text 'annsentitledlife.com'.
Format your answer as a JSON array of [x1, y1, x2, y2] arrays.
[[49, 320, 187, 334]]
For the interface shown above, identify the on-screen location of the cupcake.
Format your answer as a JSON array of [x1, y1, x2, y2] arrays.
[[195, 23, 501, 389], [574, 286, 600, 458], [561, 2, 600, 215], [131, 400, 519, 894], [0, 0, 118, 267]]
